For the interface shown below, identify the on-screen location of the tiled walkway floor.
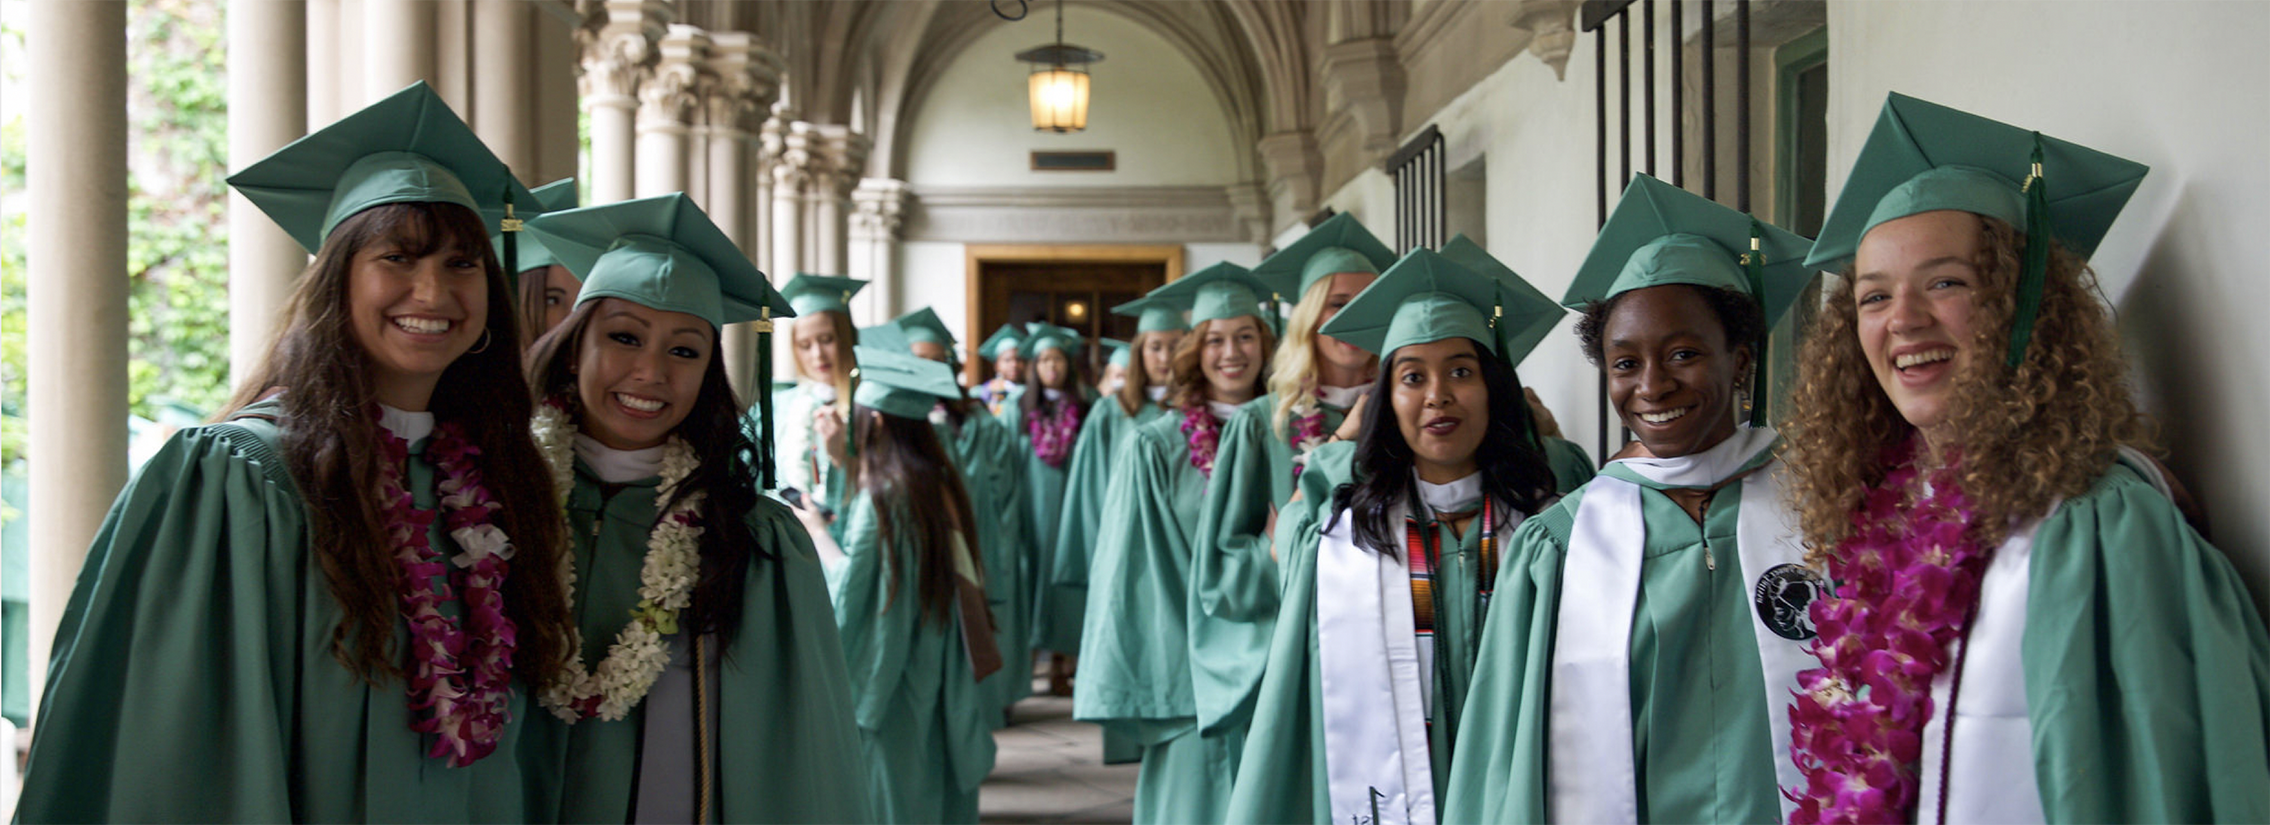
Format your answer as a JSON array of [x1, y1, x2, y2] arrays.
[[979, 679, 1138, 824]]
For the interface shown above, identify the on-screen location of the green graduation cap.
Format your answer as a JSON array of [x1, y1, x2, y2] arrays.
[[1436, 235, 1566, 366], [893, 307, 958, 350], [492, 178, 578, 275], [230, 81, 537, 257], [781, 274, 867, 317], [852, 346, 963, 420], [980, 324, 1026, 360], [1101, 337, 1132, 368], [1806, 92, 2148, 367], [858, 320, 911, 354], [1023, 322, 1083, 356], [1112, 296, 1190, 334], [1251, 212, 1398, 300], [522, 193, 789, 328], [1147, 262, 1273, 327], [1317, 248, 1497, 357], [1566, 174, 1815, 327]]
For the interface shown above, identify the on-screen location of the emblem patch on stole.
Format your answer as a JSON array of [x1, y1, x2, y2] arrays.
[[1752, 563, 1829, 641]]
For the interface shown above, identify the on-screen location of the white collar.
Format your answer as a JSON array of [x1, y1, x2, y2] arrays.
[[574, 433, 667, 483], [1415, 471, 1484, 515], [1206, 400, 1243, 421], [377, 403, 435, 445], [1043, 387, 1065, 402], [1317, 384, 1369, 410], [804, 381, 837, 403], [1147, 385, 1170, 402], [1101, 380, 1124, 396]]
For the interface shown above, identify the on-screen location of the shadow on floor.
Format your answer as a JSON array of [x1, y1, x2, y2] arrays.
[[979, 676, 1138, 825]]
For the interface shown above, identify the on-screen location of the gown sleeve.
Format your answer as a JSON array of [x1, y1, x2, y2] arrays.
[[719, 497, 878, 824], [1439, 493, 1582, 825], [2022, 461, 2270, 823], [1189, 403, 1284, 736], [1545, 435, 1598, 493], [1073, 423, 1198, 744], [1049, 403, 1121, 602], [17, 422, 310, 824]]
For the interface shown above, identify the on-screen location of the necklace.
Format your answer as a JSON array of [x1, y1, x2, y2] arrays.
[[1181, 404, 1223, 476], [530, 401, 706, 722], [377, 418, 518, 767], [1785, 436, 1989, 824], [1288, 391, 1332, 483], [1027, 397, 1082, 468]]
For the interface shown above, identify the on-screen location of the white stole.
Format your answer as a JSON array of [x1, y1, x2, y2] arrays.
[[1551, 426, 1810, 823], [1315, 498, 1519, 825]]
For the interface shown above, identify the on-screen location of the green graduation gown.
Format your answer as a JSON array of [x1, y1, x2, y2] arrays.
[[829, 491, 998, 825], [1188, 394, 1348, 744], [937, 405, 1035, 718], [1044, 395, 1167, 655], [999, 397, 1078, 661], [771, 382, 849, 524], [517, 462, 871, 824], [18, 401, 537, 823], [1075, 406, 1246, 825], [1439, 432, 1805, 825], [1543, 435, 1596, 494], [1902, 453, 2270, 823]]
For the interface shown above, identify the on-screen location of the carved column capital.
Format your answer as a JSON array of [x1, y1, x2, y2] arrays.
[[637, 24, 708, 128], [1257, 130, 1323, 221], [805, 123, 871, 199], [1319, 37, 1407, 159], [770, 125, 813, 193], [574, 0, 669, 101], [1225, 182, 1273, 245], [1508, 0, 1582, 80], [849, 178, 910, 241]]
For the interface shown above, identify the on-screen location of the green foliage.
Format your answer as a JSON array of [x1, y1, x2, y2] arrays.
[[122, 0, 233, 421]]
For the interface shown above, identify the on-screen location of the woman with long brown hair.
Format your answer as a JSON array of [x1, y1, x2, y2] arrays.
[[507, 178, 582, 348], [1077, 263, 1277, 825], [17, 83, 571, 821], [1777, 94, 2269, 824], [1007, 323, 1091, 695], [514, 193, 868, 823], [811, 346, 1000, 823]]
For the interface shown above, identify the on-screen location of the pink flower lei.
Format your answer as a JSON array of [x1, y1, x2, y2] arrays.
[[1181, 404, 1223, 476], [377, 418, 519, 768], [1027, 397, 1083, 468], [1785, 435, 1989, 824], [1287, 394, 1331, 483]]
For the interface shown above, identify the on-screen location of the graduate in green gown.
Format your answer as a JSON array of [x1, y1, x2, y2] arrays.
[[808, 347, 1003, 824], [1005, 324, 1091, 690], [977, 324, 1027, 417], [1774, 93, 2270, 824], [17, 82, 576, 822], [1095, 336, 1133, 397], [769, 273, 867, 527], [871, 310, 1035, 725], [506, 177, 581, 347], [1196, 216, 1394, 749], [514, 193, 870, 823], [1077, 265, 1279, 825], [1227, 245, 1570, 825], [1441, 173, 1823, 824]]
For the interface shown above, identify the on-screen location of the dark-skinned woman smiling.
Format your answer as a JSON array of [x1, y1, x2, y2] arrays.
[[1441, 174, 1823, 824]]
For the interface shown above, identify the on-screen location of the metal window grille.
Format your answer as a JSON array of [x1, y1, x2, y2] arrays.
[[1581, 0, 1755, 460], [1388, 124, 1446, 255]]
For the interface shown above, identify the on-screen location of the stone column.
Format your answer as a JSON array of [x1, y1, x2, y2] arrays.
[[364, 0, 437, 102], [305, 0, 344, 128], [805, 124, 869, 278], [578, 1, 668, 204], [229, 0, 309, 385], [634, 24, 705, 198], [26, 0, 130, 715], [766, 118, 808, 387], [471, 0, 535, 177], [705, 33, 783, 400], [847, 178, 909, 325]]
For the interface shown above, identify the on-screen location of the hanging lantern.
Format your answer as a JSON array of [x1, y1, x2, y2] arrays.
[[1015, 0, 1102, 133]]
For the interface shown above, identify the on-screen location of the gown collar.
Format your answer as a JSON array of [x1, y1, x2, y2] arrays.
[[1599, 424, 1780, 491], [377, 403, 434, 446], [1147, 385, 1169, 402], [1206, 400, 1242, 421], [574, 433, 666, 484], [1415, 471, 1484, 517], [1317, 384, 1368, 410]]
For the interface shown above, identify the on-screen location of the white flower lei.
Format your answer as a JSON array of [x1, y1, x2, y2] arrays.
[[530, 403, 705, 722]]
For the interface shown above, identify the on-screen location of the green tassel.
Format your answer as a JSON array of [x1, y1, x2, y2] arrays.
[[2008, 134, 2052, 370], [500, 184, 520, 287], [844, 366, 860, 461], [1744, 219, 1769, 427], [1494, 284, 1544, 454], [757, 312, 775, 489], [1271, 292, 1284, 337]]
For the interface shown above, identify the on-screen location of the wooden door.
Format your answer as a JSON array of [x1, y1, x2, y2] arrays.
[[962, 245, 1183, 383]]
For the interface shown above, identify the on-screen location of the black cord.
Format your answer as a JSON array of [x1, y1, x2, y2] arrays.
[[990, 0, 1028, 21]]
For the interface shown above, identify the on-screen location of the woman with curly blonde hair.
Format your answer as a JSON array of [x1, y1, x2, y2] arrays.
[[1776, 94, 2270, 825]]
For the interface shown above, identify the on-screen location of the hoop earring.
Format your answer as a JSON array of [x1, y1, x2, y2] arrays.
[[467, 328, 493, 355]]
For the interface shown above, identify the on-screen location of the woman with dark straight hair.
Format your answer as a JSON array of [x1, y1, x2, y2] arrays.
[[1008, 323, 1091, 694], [18, 82, 571, 822], [808, 346, 999, 824], [514, 193, 868, 823], [1228, 245, 1565, 824]]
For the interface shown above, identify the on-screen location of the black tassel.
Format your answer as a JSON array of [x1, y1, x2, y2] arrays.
[[757, 309, 776, 490], [2008, 135, 2052, 369]]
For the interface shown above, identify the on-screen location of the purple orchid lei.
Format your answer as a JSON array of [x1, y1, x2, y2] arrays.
[[1181, 404, 1222, 476], [378, 419, 518, 768], [1027, 398, 1083, 468], [1785, 435, 1988, 824]]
